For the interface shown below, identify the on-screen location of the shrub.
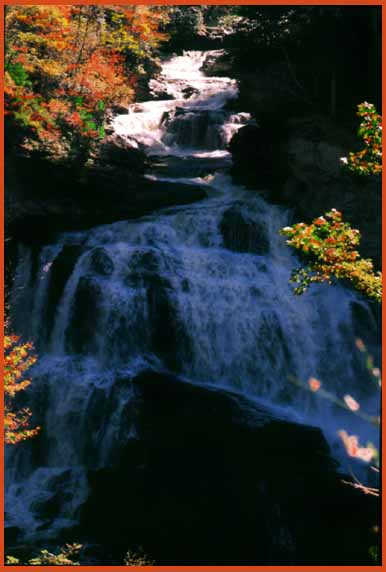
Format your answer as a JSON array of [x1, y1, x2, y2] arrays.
[[4, 333, 40, 444], [280, 208, 382, 302], [340, 102, 382, 176]]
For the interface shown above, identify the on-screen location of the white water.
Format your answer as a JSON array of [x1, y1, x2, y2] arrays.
[[6, 51, 380, 542]]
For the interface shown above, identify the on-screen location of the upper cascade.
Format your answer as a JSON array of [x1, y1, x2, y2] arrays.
[[113, 50, 250, 155]]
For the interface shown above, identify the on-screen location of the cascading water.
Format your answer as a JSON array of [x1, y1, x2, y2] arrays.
[[6, 50, 380, 544]]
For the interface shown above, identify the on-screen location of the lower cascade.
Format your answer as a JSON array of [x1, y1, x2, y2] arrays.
[[7, 50, 380, 563]]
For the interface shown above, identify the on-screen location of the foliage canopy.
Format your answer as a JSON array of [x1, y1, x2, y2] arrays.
[[5, 6, 168, 157]]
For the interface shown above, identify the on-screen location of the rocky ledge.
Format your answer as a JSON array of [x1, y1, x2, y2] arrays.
[[5, 136, 207, 245]]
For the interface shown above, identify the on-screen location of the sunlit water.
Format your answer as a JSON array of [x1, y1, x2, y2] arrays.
[[6, 50, 380, 542]]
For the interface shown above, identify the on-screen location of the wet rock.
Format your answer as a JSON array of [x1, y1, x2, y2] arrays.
[[163, 109, 226, 150], [5, 526, 21, 547], [81, 371, 378, 565], [154, 91, 175, 101], [201, 51, 233, 77], [65, 275, 103, 355], [111, 105, 129, 115], [146, 276, 185, 370], [257, 310, 293, 371], [148, 278, 190, 370], [124, 248, 191, 371], [220, 205, 269, 254], [95, 136, 145, 172], [149, 154, 231, 179], [89, 248, 114, 277], [182, 86, 200, 99], [137, 179, 207, 211], [31, 470, 73, 520], [130, 249, 160, 273], [45, 245, 85, 343], [229, 124, 286, 189]]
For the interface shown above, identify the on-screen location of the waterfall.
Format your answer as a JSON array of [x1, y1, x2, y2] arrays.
[[6, 50, 380, 544]]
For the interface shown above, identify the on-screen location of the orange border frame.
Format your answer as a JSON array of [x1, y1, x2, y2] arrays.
[[0, 0, 384, 570]]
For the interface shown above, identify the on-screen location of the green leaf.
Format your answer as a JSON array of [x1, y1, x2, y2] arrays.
[[366, 355, 374, 371], [6, 61, 30, 86]]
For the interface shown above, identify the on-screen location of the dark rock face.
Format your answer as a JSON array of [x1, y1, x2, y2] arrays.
[[162, 108, 226, 150], [30, 470, 74, 520], [96, 136, 145, 171], [6, 137, 207, 245], [182, 85, 200, 99], [220, 204, 269, 255], [201, 50, 233, 77], [5, 526, 21, 547], [89, 248, 114, 277], [229, 124, 288, 190], [149, 154, 230, 179], [146, 277, 191, 371], [45, 245, 85, 344], [65, 276, 104, 355], [80, 371, 378, 565], [125, 249, 192, 371], [229, 118, 382, 268]]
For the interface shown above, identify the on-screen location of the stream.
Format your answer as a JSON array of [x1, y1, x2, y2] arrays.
[[6, 50, 380, 547]]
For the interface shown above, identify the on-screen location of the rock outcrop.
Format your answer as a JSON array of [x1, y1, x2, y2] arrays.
[[5, 137, 207, 245], [229, 118, 381, 268], [79, 370, 379, 566]]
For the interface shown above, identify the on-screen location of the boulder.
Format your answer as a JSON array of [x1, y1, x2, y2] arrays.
[[80, 370, 379, 565], [229, 124, 287, 189], [125, 249, 192, 371], [149, 154, 231, 179], [89, 248, 114, 277], [182, 86, 200, 99], [220, 204, 269, 255], [5, 526, 21, 547], [65, 275, 103, 355], [95, 135, 145, 172]]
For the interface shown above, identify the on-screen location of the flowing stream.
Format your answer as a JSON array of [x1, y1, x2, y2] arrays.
[[6, 50, 380, 542]]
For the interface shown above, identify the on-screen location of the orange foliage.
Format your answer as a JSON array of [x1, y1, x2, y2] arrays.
[[4, 5, 168, 154], [4, 333, 40, 445]]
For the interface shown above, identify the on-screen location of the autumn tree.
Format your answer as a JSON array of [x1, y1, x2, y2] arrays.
[[4, 333, 39, 444], [5, 5, 168, 159]]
